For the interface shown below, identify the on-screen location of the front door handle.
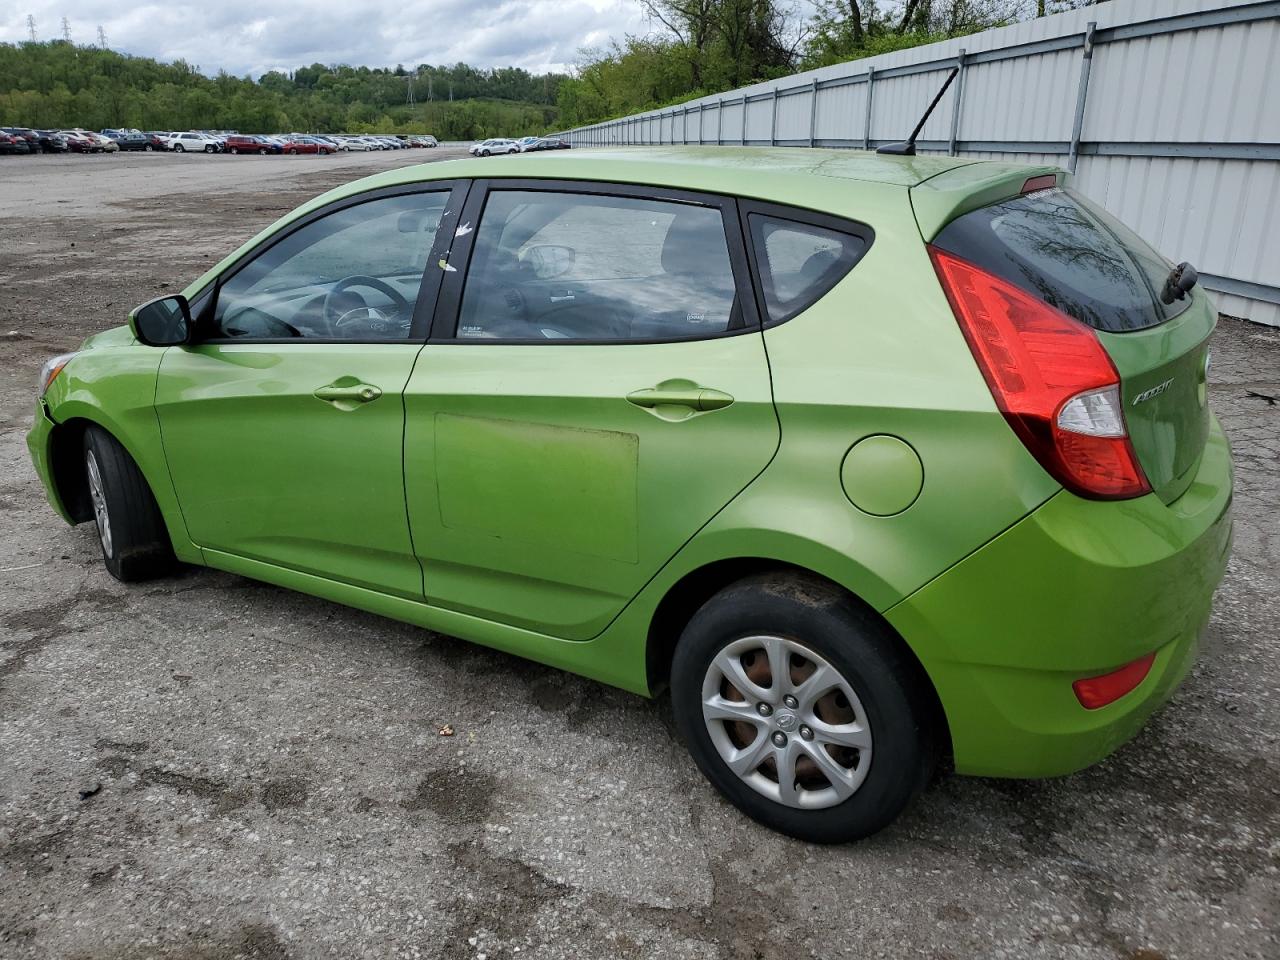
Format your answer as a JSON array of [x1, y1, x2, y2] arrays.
[[314, 380, 382, 409], [626, 384, 734, 412]]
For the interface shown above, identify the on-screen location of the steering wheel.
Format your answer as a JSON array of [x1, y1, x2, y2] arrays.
[[322, 276, 412, 332]]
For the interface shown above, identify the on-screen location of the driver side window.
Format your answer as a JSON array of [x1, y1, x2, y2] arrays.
[[212, 191, 448, 341]]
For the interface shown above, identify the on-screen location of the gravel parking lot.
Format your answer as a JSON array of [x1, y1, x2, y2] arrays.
[[1, 150, 1277, 960]]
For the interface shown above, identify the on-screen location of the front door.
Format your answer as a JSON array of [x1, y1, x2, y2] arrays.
[[156, 186, 459, 598], [404, 183, 780, 639]]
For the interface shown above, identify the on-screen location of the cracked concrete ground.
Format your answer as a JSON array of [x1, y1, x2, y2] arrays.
[[1, 150, 1277, 960]]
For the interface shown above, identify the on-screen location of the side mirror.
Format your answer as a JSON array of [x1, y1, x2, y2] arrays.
[[521, 244, 576, 281], [129, 294, 192, 346]]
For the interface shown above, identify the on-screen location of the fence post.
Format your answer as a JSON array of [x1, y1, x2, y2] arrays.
[[1068, 21, 1097, 174], [770, 87, 780, 146], [809, 77, 819, 148], [948, 49, 966, 156], [863, 67, 875, 150]]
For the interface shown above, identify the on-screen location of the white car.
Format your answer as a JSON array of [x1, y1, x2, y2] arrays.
[[470, 138, 519, 157], [166, 132, 222, 153], [337, 137, 372, 151]]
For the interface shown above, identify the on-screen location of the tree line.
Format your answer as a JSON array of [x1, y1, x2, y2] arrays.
[[556, 0, 1100, 127], [0, 41, 567, 139]]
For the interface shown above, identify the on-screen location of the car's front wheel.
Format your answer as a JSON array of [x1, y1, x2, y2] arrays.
[[671, 573, 936, 843], [83, 427, 176, 582], [204, 144, 216, 154]]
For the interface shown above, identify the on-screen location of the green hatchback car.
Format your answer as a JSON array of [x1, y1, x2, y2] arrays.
[[28, 148, 1232, 842]]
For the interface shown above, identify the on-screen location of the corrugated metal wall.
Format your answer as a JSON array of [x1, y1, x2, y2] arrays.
[[557, 0, 1280, 326]]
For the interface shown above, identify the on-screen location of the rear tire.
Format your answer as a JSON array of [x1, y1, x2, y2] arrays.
[[174, 144, 185, 153], [83, 426, 176, 582], [670, 573, 936, 843]]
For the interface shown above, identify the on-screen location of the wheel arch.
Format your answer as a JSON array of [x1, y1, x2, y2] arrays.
[[644, 556, 952, 764], [44, 405, 198, 563]]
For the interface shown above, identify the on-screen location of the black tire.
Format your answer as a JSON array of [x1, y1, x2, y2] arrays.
[[670, 572, 936, 843], [229, 147, 238, 154], [481, 149, 490, 157], [288, 148, 298, 155], [205, 144, 215, 154], [144, 144, 153, 152], [82, 426, 176, 582], [174, 144, 185, 153]]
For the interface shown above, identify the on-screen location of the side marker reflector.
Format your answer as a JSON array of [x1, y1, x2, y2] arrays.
[[1073, 652, 1157, 709]]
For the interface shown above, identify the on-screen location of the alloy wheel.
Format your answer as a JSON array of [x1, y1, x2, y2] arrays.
[[701, 634, 872, 810], [85, 449, 113, 558]]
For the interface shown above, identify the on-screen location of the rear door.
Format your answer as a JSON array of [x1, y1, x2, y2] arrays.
[[156, 184, 462, 597], [930, 185, 1213, 503], [404, 180, 780, 640]]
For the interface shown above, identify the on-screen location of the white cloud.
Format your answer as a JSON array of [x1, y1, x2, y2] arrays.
[[2, 0, 654, 77]]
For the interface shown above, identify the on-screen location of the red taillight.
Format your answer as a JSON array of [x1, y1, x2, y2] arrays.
[[1072, 652, 1157, 709], [929, 246, 1151, 500]]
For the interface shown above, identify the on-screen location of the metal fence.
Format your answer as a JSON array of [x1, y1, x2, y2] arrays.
[[557, 0, 1280, 327]]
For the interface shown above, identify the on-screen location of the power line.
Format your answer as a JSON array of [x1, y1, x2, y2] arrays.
[[26, 14, 36, 42], [61, 16, 70, 42], [97, 25, 107, 49]]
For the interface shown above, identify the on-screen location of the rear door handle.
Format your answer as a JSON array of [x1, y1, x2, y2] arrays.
[[549, 293, 576, 303], [626, 385, 734, 411]]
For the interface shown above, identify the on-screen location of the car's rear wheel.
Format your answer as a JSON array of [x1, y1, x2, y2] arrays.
[[144, 144, 153, 151], [229, 146, 238, 154], [288, 148, 298, 155], [174, 144, 184, 153], [481, 149, 490, 157], [670, 573, 936, 843], [83, 427, 176, 582]]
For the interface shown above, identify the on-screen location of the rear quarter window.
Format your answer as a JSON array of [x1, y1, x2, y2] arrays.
[[745, 209, 871, 324], [932, 187, 1188, 333]]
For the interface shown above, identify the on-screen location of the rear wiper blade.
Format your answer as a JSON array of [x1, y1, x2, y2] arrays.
[[1160, 261, 1198, 304]]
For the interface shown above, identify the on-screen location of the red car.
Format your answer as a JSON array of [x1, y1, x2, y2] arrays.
[[223, 135, 270, 155], [280, 137, 334, 155]]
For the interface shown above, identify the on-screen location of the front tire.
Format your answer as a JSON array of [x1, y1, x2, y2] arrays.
[[205, 144, 216, 154], [83, 427, 175, 582], [670, 573, 936, 843]]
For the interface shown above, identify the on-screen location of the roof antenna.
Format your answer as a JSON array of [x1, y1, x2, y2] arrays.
[[876, 66, 960, 156]]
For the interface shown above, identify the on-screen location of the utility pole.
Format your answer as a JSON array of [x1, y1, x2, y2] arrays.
[[61, 16, 71, 42], [26, 15, 36, 42], [97, 25, 107, 49], [405, 74, 415, 106]]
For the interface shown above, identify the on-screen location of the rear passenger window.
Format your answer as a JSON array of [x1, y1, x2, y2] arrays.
[[748, 215, 868, 324], [455, 191, 743, 341]]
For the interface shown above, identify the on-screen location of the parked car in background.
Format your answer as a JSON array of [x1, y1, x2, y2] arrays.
[[515, 136, 540, 152], [34, 130, 69, 153], [281, 136, 335, 155], [224, 135, 271, 155], [0, 131, 30, 155], [115, 132, 167, 151], [58, 130, 100, 153], [523, 137, 572, 152], [470, 138, 519, 156], [415, 135, 439, 148], [86, 132, 119, 152], [1, 127, 40, 153], [167, 132, 222, 153], [338, 136, 374, 151]]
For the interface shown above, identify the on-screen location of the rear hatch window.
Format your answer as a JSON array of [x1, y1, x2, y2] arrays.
[[932, 187, 1189, 333], [932, 186, 1214, 504]]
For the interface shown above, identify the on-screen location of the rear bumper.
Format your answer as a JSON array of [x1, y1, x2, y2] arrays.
[[887, 414, 1233, 778]]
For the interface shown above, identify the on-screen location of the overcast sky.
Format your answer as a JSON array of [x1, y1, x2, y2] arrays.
[[1, 0, 667, 77]]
